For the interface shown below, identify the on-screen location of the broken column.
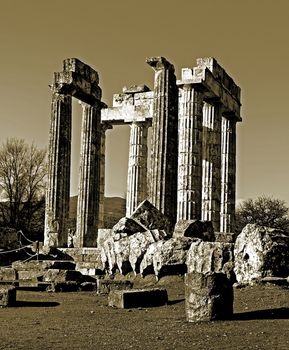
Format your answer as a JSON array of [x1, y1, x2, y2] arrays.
[[146, 57, 178, 224], [126, 121, 148, 216], [220, 116, 237, 233], [177, 70, 204, 221], [201, 101, 222, 231], [75, 102, 101, 247], [185, 271, 233, 322], [44, 92, 72, 247]]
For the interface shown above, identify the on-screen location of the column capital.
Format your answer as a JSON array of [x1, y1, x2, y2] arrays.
[[146, 56, 175, 72], [100, 122, 113, 133]]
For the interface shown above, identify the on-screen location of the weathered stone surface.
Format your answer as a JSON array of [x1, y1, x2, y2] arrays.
[[75, 262, 104, 276], [97, 229, 113, 248], [43, 269, 83, 283], [234, 224, 289, 283], [97, 279, 133, 295], [130, 200, 171, 233], [108, 288, 168, 308], [185, 272, 233, 322], [112, 217, 146, 236], [17, 270, 45, 287], [0, 286, 16, 307], [174, 220, 215, 241], [0, 268, 17, 281], [140, 237, 193, 278], [215, 232, 236, 243], [186, 240, 235, 281]]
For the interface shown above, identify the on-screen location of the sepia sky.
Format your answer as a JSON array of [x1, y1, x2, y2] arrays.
[[0, 0, 289, 204]]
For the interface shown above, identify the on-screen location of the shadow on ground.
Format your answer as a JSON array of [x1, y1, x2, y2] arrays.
[[234, 307, 289, 320], [14, 301, 60, 307]]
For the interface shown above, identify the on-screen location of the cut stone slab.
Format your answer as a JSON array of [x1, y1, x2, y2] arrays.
[[97, 279, 133, 295], [130, 200, 171, 233], [12, 260, 76, 271], [234, 224, 289, 283], [108, 288, 168, 308], [174, 220, 215, 241], [0, 286, 16, 307], [185, 272, 233, 322]]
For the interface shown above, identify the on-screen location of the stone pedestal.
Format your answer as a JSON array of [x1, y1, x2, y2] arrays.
[[99, 122, 112, 228], [201, 102, 222, 231], [75, 102, 101, 247], [44, 93, 72, 247], [177, 84, 203, 221], [126, 122, 148, 217], [220, 117, 236, 233], [185, 271, 233, 322], [147, 57, 178, 224]]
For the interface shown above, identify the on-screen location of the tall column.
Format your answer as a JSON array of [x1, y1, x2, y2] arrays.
[[44, 92, 72, 247], [126, 121, 148, 216], [220, 117, 237, 233], [177, 84, 203, 221], [146, 56, 178, 224], [74, 102, 101, 247], [99, 122, 112, 228], [201, 102, 222, 231]]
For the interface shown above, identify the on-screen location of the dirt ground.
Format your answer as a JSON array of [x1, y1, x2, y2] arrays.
[[1, 276, 289, 350]]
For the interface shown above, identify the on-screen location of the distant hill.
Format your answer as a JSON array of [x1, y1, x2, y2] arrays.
[[69, 196, 126, 228]]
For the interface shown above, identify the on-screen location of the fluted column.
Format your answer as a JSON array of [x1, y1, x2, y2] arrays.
[[44, 92, 72, 247], [146, 56, 178, 224], [74, 102, 101, 247], [98, 122, 112, 228], [126, 122, 148, 216], [201, 102, 222, 231], [220, 117, 237, 233], [177, 85, 203, 221]]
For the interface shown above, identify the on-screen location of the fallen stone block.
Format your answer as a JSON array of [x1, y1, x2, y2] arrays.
[[173, 220, 214, 241], [130, 200, 171, 233], [234, 224, 289, 283], [113, 217, 146, 236], [43, 269, 83, 283], [108, 288, 168, 308], [185, 272, 233, 322], [47, 281, 79, 292], [214, 232, 236, 243], [97, 279, 133, 295], [18, 270, 45, 287], [0, 268, 17, 281], [97, 229, 113, 248], [0, 286, 16, 307]]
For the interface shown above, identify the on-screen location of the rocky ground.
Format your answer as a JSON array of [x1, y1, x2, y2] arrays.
[[1, 276, 289, 350]]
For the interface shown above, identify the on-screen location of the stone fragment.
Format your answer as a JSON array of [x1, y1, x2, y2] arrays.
[[130, 200, 171, 233], [185, 272, 233, 322], [0, 286, 16, 307], [140, 237, 193, 278], [0, 268, 17, 281], [173, 220, 215, 241], [112, 217, 146, 236], [186, 240, 235, 281], [234, 224, 289, 284], [97, 279, 133, 295], [214, 232, 236, 243], [108, 288, 168, 308]]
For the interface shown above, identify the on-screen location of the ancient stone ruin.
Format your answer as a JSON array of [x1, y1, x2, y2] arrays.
[[44, 56, 242, 249]]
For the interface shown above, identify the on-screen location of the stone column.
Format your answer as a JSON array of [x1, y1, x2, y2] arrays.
[[44, 92, 72, 247], [220, 116, 237, 233], [201, 102, 222, 231], [126, 121, 148, 217], [146, 56, 178, 224], [99, 122, 112, 228], [177, 84, 203, 221], [74, 102, 101, 247]]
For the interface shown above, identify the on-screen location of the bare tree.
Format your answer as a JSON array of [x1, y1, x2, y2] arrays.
[[236, 196, 289, 233], [0, 138, 47, 235]]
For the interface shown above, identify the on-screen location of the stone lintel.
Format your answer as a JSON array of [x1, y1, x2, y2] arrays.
[[146, 56, 175, 71], [53, 72, 101, 105], [178, 69, 241, 121], [63, 58, 99, 84], [196, 57, 241, 101], [123, 84, 150, 94]]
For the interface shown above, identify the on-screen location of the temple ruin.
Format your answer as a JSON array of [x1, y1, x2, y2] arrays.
[[44, 56, 241, 248]]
